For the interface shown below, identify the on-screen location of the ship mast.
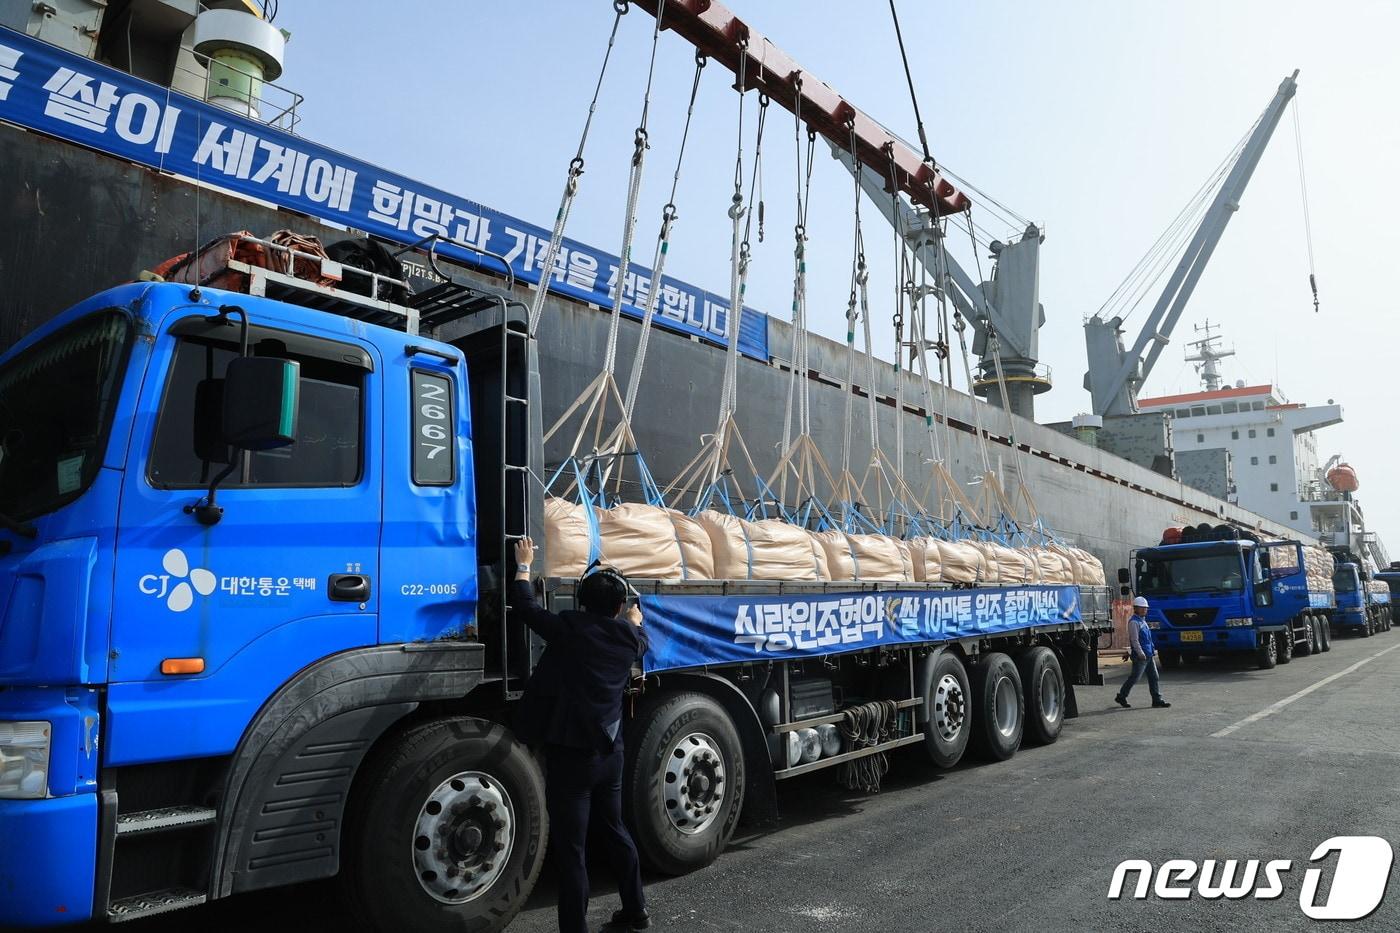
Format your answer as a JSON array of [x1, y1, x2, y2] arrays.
[[1183, 319, 1236, 392]]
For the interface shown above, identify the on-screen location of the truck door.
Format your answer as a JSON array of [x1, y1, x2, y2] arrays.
[[106, 314, 382, 764], [1261, 541, 1305, 619]]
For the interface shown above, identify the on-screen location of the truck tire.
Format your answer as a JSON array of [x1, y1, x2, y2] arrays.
[[1017, 647, 1065, 746], [624, 691, 744, 876], [1318, 617, 1332, 652], [970, 653, 1023, 761], [341, 717, 547, 933], [1277, 627, 1294, 664], [1298, 616, 1316, 656], [921, 650, 972, 769], [1159, 648, 1183, 669], [1256, 632, 1277, 670]]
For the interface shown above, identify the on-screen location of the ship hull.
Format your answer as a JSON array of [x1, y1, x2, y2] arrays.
[[0, 126, 1305, 573]]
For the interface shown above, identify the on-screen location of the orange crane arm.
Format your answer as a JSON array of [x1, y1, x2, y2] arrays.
[[633, 0, 970, 216]]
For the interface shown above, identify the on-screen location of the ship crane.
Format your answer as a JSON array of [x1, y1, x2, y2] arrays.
[[636, 0, 1050, 419], [1084, 70, 1300, 417]]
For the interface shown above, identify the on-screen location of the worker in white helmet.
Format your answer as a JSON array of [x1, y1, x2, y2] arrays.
[[1115, 596, 1171, 709]]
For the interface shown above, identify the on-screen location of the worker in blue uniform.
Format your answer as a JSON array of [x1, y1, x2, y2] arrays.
[[1115, 596, 1171, 709], [510, 537, 651, 933]]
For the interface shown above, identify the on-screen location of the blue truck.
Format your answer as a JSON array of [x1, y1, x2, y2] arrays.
[[0, 254, 1112, 930], [1331, 561, 1392, 636], [1127, 537, 1333, 670]]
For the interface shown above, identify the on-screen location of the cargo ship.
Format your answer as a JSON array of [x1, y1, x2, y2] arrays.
[[0, 1, 1313, 580]]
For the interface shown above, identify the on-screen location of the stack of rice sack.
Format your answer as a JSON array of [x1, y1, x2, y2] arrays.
[[1367, 579, 1390, 597], [811, 530, 914, 582], [543, 498, 715, 580], [1302, 545, 1335, 595], [696, 511, 830, 581], [1050, 543, 1106, 586], [1029, 546, 1076, 584], [542, 496, 1108, 587]]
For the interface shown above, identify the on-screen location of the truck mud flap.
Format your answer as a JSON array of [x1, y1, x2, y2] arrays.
[[210, 642, 484, 898]]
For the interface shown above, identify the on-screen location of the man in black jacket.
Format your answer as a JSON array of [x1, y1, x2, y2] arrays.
[[510, 537, 650, 933]]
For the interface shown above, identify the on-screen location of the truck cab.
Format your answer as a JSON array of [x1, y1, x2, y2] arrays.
[[0, 279, 538, 928], [1131, 538, 1316, 670], [1333, 562, 1392, 636]]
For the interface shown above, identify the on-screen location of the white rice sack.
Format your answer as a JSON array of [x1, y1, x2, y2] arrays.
[[936, 540, 985, 584], [544, 496, 592, 577], [667, 509, 715, 580], [597, 503, 685, 579]]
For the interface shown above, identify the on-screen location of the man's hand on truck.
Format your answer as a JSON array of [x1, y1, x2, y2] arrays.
[[514, 537, 536, 581]]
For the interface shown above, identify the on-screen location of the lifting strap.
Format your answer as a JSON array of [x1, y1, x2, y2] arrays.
[[670, 35, 764, 513], [543, 0, 674, 505], [623, 50, 707, 420], [527, 1, 629, 336]]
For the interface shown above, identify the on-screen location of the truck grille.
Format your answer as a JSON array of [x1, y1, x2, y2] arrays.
[[1163, 607, 1219, 628]]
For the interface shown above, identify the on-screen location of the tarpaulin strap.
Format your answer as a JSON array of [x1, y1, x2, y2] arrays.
[[528, 1, 629, 336]]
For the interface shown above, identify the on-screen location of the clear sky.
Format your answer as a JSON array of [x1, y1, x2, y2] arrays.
[[273, 0, 1399, 542]]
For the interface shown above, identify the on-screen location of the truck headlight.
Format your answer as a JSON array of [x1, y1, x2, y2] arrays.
[[0, 721, 51, 799], [1224, 617, 1253, 627], [1147, 620, 1161, 629]]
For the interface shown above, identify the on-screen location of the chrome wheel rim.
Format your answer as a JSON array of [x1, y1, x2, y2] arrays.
[[412, 771, 514, 904], [993, 674, 1021, 739], [933, 672, 966, 742], [664, 733, 725, 835], [1039, 666, 1061, 725]]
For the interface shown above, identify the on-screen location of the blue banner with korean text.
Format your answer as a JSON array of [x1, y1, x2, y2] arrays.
[[0, 26, 769, 360], [640, 585, 1084, 673]]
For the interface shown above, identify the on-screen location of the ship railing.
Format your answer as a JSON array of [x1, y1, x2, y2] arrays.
[[172, 42, 304, 134]]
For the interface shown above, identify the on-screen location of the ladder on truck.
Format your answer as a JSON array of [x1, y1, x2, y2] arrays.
[[167, 232, 541, 696]]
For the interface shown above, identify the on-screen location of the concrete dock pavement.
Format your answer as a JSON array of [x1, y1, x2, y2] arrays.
[[84, 630, 1400, 932]]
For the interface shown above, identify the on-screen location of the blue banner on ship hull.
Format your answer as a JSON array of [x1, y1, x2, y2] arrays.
[[641, 585, 1084, 673], [0, 26, 769, 360]]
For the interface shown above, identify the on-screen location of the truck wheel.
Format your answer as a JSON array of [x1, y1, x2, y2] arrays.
[[624, 691, 744, 876], [970, 653, 1023, 761], [1277, 627, 1293, 664], [1318, 617, 1332, 652], [1159, 648, 1183, 669], [1017, 647, 1064, 746], [922, 651, 972, 769], [1299, 617, 1317, 656], [1256, 632, 1277, 670], [341, 717, 546, 933]]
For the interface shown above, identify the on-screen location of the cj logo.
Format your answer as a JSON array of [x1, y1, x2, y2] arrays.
[[138, 549, 216, 612]]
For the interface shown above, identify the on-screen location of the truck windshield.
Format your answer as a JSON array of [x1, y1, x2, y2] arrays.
[[0, 310, 131, 522], [1332, 569, 1356, 590], [1136, 554, 1246, 596]]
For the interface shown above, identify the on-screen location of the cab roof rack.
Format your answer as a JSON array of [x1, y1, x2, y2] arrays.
[[191, 233, 510, 337]]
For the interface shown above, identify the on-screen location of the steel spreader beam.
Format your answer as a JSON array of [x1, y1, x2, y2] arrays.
[[633, 0, 970, 217]]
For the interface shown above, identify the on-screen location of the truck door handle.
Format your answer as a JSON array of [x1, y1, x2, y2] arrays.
[[328, 573, 371, 602]]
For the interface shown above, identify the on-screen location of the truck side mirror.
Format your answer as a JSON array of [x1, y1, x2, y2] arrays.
[[1120, 584, 1131, 597], [185, 305, 302, 527], [222, 356, 300, 450], [1117, 567, 1130, 584]]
